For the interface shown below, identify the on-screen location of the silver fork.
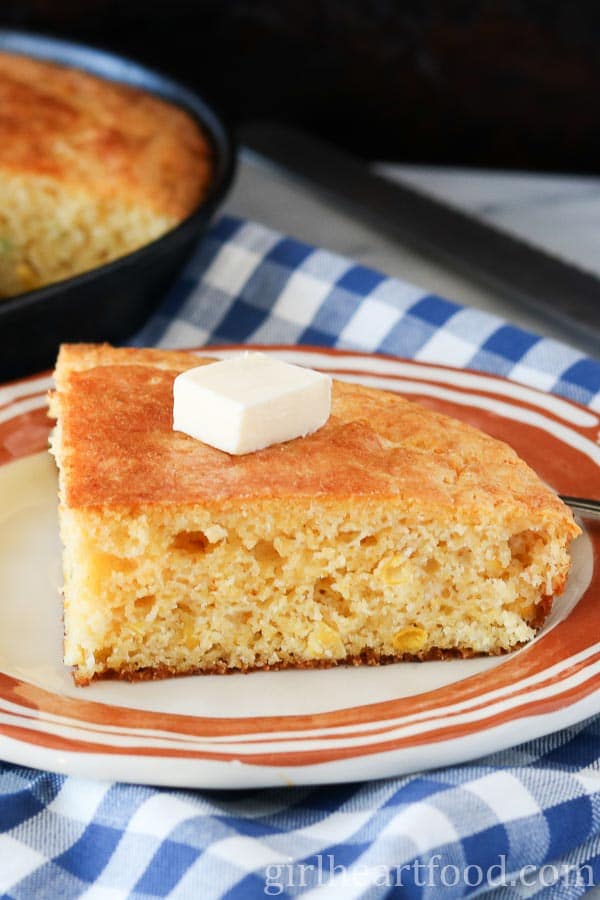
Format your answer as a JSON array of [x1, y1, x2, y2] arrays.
[[560, 496, 600, 520]]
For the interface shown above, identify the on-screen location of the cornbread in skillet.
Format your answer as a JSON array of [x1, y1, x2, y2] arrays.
[[0, 51, 212, 298], [49, 344, 580, 685]]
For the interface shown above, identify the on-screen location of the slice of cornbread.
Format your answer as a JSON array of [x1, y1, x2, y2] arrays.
[[49, 343, 580, 685]]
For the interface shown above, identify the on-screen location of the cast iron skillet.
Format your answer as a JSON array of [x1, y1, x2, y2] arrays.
[[0, 30, 236, 382]]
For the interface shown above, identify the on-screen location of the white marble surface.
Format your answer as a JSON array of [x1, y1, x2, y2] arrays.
[[378, 162, 600, 279], [224, 151, 600, 358]]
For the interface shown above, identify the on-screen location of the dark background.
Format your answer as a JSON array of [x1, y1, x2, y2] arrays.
[[2, 0, 599, 172]]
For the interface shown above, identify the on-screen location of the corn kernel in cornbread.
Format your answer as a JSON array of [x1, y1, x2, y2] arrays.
[[377, 555, 415, 585], [392, 626, 428, 654], [49, 343, 580, 685]]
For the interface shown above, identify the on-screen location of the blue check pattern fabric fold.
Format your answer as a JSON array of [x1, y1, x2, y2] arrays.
[[135, 215, 600, 409], [2, 215, 600, 900]]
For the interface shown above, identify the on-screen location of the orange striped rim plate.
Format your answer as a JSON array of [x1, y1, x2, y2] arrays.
[[0, 346, 598, 788]]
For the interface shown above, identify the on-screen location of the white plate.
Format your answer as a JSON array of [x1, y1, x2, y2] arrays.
[[0, 346, 598, 787]]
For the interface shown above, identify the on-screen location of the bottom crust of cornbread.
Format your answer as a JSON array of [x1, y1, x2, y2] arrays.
[[73, 651, 484, 685], [50, 344, 579, 686], [71, 595, 555, 685]]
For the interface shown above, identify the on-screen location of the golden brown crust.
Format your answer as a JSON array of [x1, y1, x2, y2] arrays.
[[53, 343, 213, 389], [0, 52, 212, 218], [51, 344, 580, 539]]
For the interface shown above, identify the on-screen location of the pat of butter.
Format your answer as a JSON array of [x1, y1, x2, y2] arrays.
[[173, 353, 332, 455]]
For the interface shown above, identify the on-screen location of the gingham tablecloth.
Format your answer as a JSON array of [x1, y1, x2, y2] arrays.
[[2, 216, 600, 899]]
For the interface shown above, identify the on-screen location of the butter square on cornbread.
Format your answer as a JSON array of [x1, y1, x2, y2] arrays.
[[49, 343, 579, 685]]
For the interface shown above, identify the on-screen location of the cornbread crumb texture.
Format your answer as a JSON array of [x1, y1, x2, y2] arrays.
[[0, 52, 212, 296], [50, 344, 579, 685]]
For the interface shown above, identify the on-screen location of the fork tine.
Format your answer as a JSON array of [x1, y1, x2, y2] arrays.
[[559, 495, 600, 520]]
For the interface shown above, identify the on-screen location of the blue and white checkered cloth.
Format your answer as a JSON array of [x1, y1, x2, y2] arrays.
[[2, 216, 600, 899]]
